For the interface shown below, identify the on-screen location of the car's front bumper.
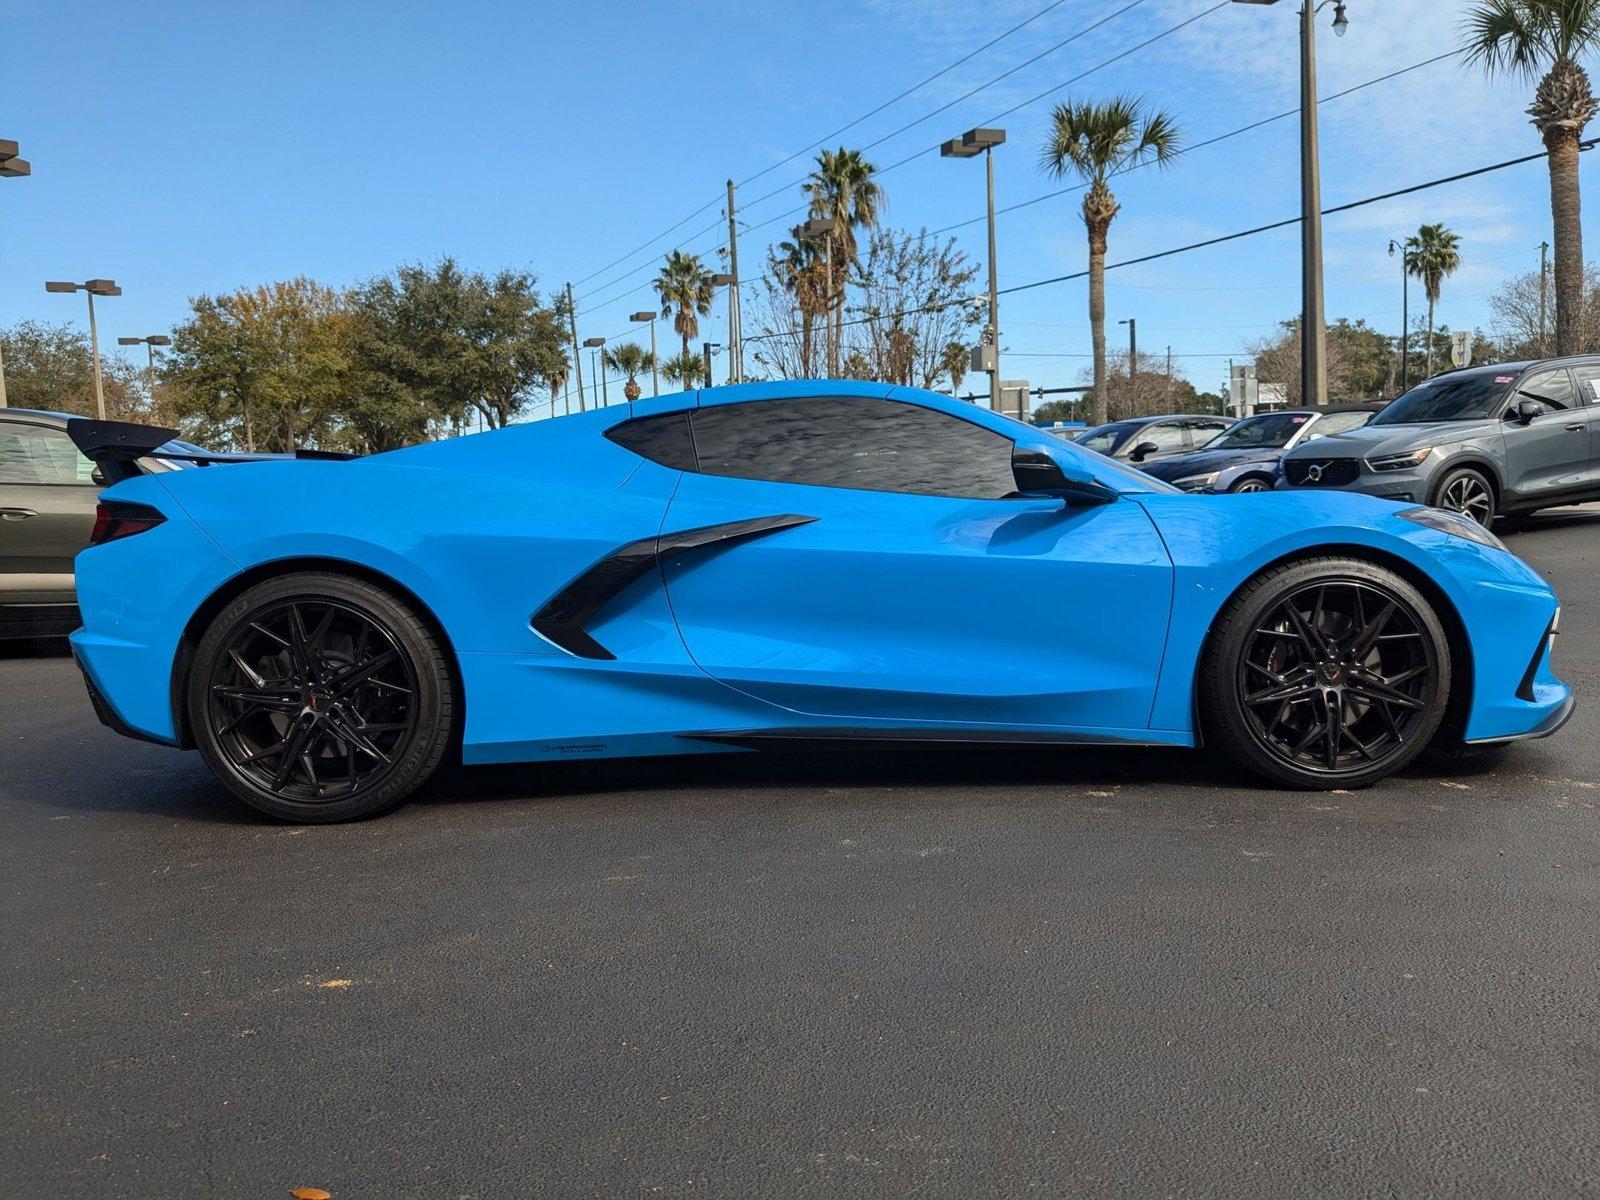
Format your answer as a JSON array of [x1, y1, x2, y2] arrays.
[[1277, 456, 1430, 503]]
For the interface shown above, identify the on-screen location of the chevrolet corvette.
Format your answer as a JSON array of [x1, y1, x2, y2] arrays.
[[68, 381, 1572, 822]]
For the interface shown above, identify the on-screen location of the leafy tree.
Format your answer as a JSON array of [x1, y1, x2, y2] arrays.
[[1032, 398, 1087, 425], [1039, 95, 1181, 425], [1078, 351, 1206, 420], [655, 250, 713, 357], [661, 350, 707, 389], [1404, 223, 1464, 376], [346, 259, 568, 447], [1249, 317, 1399, 405], [1463, 0, 1600, 355], [941, 341, 970, 395], [769, 237, 829, 375], [603, 342, 654, 401], [0, 320, 146, 419], [165, 278, 348, 452], [804, 147, 886, 373]]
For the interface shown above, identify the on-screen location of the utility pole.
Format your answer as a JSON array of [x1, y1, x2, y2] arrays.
[[0, 341, 7, 408], [1299, 0, 1328, 408], [702, 341, 714, 386], [565, 282, 585, 412], [1539, 241, 1550, 356], [726, 180, 742, 384]]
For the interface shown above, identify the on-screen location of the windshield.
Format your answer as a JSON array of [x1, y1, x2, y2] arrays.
[[1075, 421, 1138, 455], [1204, 412, 1312, 450], [1371, 373, 1513, 424]]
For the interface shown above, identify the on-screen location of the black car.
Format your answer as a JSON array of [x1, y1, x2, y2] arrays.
[[1139, 404, 1387, 493], [1073, 413, 1236, 464]]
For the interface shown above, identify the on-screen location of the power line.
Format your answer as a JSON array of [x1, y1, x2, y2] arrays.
[[571, 0, 1111, 302], [741, 140, 1596, 346]]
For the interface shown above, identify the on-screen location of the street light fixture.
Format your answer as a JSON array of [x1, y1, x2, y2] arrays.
[[118, 334, 172, 404], [942, 127, 1006, 413], [794, 219, 837, 377], [0, 139, 28, 179], [583, 336, 609, 407], [629, 310, 660, 397], [704, 274, 738, 387], [1232, 0, 1351, 408], [45, 278, 123, 420]]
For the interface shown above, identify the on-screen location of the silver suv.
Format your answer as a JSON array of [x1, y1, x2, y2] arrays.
[[1278, 356, 1600, 526]]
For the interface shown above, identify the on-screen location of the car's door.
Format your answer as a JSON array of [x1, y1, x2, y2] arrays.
[[0, 420, 101, 603], [1501, 366, 1591, 500], [654, 394, 1174, 733], [1569, 363, 1600, 487]]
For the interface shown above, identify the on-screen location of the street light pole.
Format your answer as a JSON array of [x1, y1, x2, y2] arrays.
[[630, 311, 659, 396], [1, 139, 33, 409], [1539, 241, 1550, 355], [117, 334, 172, 409], [942, 128, 1006, 412], [1387, 239, 1409, 393], [45, 278, 122, 420], [583, 337, 607, 407], [1119, 317, 1137, 385]]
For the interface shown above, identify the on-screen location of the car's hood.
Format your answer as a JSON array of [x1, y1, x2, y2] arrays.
[[1283, 420, 1495, 460], [1139, 446, 1283, 481]]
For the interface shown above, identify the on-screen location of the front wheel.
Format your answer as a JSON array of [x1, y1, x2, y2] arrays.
[[187, 572, 455, 822], [1200, 558, 1451, 789], [1229, 476, 1273, 494], [1431, 466, 1496, 528]]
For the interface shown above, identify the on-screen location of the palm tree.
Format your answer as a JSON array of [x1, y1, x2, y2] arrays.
[[772, 238, 829, 375], [804, 147, 886, 375], [1039, 96, 1181, 425], [1404, 223, 1464, 376], [655, 250, 713, 357], [1463, 1, 1599, 356], [661, 349, 707, 389], [941, 341, 970, 395], [603, 342, 654, 401], [547, 358, 569, 419]]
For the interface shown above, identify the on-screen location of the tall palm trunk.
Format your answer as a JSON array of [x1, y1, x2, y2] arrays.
[[1532, 58, 1594, 356], [1424, 296, 1437, 377], [1082, 183, 1120, 426]]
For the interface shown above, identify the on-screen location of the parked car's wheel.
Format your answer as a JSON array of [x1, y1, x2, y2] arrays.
[[1229, 476, 1273, 494], [187, 572, 454, 822], [1201, 557, 1451, 789], [1430, 465, 1496, 528]]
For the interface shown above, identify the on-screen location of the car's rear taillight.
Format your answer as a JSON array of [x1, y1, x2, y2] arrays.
[[89, 500, 166, 546]]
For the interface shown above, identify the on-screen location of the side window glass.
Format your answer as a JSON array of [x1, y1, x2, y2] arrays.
[[0, 425, 97, 485], [604, 411, 697, 470], [689, 397, 1018, 499], [1570, 365, 1600, 407], [1311, 411, 1373, 438], [1141, 422, 1189, 454], [1517, 370, 1575, 414]]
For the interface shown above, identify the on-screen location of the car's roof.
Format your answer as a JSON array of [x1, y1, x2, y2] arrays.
[[0, 407, 75, 425], [1249, 402, 1387, 416]]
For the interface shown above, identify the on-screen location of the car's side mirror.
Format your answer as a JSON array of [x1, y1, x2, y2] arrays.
[[1129, 440, 1160, 462], [90, 466, 107, 487], [1511, 398, 1543, 424], [1012, 445, 1116, 506]]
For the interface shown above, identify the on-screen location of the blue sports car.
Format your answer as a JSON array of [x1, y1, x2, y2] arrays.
[[68, 381, 1571, 823]]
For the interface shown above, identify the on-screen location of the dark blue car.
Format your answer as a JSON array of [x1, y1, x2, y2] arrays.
[[1139, 404, 1386, 493]]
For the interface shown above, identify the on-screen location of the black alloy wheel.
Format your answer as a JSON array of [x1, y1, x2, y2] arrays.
[[189, 573, 453, 822], [1432, 466, 1496, 528], [1201, 558, 1451, 789]]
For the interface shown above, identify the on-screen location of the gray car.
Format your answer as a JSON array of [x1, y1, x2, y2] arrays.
[[1278, 355, 1600, 526]]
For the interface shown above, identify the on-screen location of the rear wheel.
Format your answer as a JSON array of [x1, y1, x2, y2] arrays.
[[187, 572, 454, 822], [1201, 558, 1451, 789], [1430, 466, 1496, 528]]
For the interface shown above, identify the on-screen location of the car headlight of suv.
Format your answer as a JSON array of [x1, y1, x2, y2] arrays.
[[1397, 505, 1507, 551], [1367, 447, 1433, 472], [1173, 471, 1219, 491]]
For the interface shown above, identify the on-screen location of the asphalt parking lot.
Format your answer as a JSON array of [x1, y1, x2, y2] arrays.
[[4, 507, 1598, 1198]]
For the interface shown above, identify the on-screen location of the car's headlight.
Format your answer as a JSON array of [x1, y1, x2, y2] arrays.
[[1397, 505, 1507, 551], [1367, 447, 1433, 471], [1173, 472, 1219, 491]]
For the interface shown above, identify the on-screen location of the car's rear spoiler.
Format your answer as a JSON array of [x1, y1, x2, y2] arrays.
[[67, 418, 354, 484]]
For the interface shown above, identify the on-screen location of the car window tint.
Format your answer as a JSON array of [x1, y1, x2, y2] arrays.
[[1570, 364, 1600, 406], [604, 411, 697, 470], [1308, 411, 1374, 438], [0, 424, 96, 485], [1076, 422, 1137, 455], [689, 397, 1017, 499], [1519, 369, 1575, 413], [1137, 422, 1189, 454]]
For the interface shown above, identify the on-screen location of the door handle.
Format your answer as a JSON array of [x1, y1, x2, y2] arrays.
[[1565, 423, 1586, 432], [0, 507, 37, 521]]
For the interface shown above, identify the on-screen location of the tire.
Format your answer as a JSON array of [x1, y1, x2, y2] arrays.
[[1430, 465, 1496, 528], [186, 572, 454, 822], [1229, 476, 1273, 494], [1200, 557, 1452, 790]]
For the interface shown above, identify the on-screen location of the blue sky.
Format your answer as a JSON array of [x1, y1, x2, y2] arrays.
[[2, 0, 1584, 403]]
